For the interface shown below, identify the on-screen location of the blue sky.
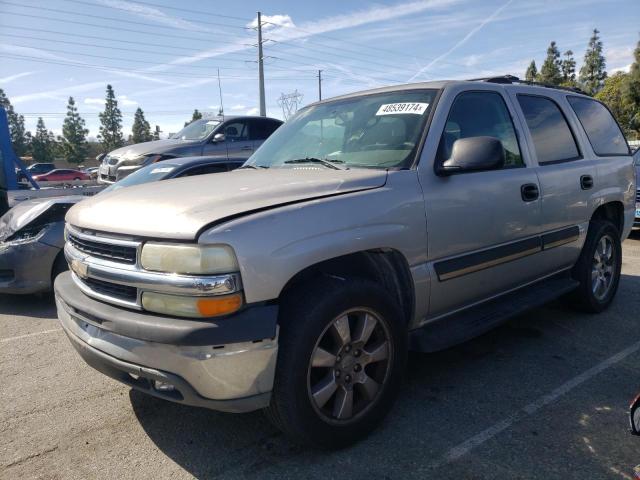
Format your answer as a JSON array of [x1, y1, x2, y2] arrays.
[[0, 0, 638, 139]]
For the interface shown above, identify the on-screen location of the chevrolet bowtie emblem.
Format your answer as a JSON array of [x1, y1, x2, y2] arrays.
[[70, 259, 89, 279]]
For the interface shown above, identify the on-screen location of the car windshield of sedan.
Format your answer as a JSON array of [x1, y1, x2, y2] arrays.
[[171, 119, 221, 141], [101, 163, 178, 194], [246, 90, 438, 170]]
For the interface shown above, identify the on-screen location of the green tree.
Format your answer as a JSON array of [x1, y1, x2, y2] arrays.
[[184, 109, 202, 126], [525, 60, 538, 82], [131, 107, 152, 143], [98, 84, 124, 152], [595, 72, 634, 136], [61, 97, 89, 164], [539, 41, 562, 85], [579, 29, 607, 95], [31, 117, 58, 163], [623, 38, 640, 137], [560, 50, 577, 86], [0, 88, 29, 157]]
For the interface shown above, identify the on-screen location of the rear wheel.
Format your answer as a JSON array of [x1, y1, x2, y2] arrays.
[[266, 277, 407, 448], [570, 219, 622, 312]]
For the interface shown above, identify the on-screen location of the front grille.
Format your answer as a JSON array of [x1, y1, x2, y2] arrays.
[[69, 233, 137, 264], [636, 189, 639, 202], [82, 277, 138, 302]]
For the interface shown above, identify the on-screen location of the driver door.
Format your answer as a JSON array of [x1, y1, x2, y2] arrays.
[[419, 88, 544, 317], [203, 120, 253, 158]]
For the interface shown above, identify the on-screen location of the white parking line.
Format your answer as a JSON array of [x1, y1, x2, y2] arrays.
[[431, 339, 640, 469], [0, 328, 60, 343]]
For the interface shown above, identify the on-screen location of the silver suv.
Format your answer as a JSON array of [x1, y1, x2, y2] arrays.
[[98, 115, 282, 183], [55, 78, 636, 448]]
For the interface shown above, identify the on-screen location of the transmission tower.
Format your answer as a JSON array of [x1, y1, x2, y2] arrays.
[[277, 90, 304, 121]]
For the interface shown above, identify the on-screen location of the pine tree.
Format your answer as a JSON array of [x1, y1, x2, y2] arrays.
[[579, 29, 607, 95], [131, 107, 152, 143], [525, 60, 538, 82], [539, 41, 562, 85], [184, 109, 202, 127], [61, 97, 89, 164], [98, 84, 124, 152], [561, 50, 576, 85], [31, 117, 58, 163], [0, 88, 29, 157]]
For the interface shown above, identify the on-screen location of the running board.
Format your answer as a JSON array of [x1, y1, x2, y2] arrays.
[[409, 274, 579, 352]]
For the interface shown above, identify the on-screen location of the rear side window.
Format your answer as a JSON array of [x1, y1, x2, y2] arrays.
[[437, 91, 523, 168], [250, 119, 281, 140], [567, 96, 629, 156], [517, 95, 580, 164]]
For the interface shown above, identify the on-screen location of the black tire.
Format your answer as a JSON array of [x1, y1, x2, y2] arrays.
[[570, 219, 622, 313], [265, 276, 407, 449], [51, 251, 68, 284]]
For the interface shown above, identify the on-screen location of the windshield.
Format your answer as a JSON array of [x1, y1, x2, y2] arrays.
[[246, 90, 437, 170], [102, 163, 178, 194], [171, 119, 221, 141]]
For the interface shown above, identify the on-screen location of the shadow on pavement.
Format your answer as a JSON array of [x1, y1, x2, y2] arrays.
[[0, 292, 57, 319], [130, 274, 640, 479]]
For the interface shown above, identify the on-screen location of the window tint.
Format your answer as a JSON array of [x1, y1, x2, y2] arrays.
[[517, 95, 580, 164], [567, 96, 629, 156], [437, 91, 522, 168], [223, 121, 249, 142], [250, 119, 281, 140], [177, 163, 227, 177]]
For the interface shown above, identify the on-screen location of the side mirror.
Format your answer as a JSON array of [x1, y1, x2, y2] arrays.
[[96, 153, 106, 162], [212, 133, 225, 144], [631, 393, 640, 435], [439, 136, 505, 175]]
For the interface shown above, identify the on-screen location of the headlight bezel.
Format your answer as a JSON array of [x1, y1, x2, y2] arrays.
[[140, 242, 239, 275]]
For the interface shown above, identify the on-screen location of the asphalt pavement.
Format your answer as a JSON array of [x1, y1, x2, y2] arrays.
[[1, 231, 639, 479]]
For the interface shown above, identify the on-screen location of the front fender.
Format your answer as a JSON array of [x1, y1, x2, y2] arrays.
[[198, 170, 428, 304]]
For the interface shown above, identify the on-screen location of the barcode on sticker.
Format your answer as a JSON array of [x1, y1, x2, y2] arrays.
[[376, 103, 429, 115]]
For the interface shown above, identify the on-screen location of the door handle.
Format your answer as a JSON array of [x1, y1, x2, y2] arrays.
[[580, 175, 593, 190], [521, 183, 539, 202]]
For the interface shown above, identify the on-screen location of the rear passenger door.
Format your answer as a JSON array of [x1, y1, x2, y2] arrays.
[[511, 92, 597, 272], [420, 87, 543, 317], [250, 118, 281, 151]]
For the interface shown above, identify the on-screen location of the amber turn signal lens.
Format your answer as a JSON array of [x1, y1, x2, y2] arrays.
[[196, 294, 243, 317]]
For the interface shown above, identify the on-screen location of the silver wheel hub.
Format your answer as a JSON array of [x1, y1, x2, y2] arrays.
[[591, 234, 615, 301], [307, 309, 392, 424]]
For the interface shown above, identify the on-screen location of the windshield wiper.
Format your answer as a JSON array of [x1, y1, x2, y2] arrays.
[[238, 164, 268, 170], [283, 157, 347, 170]]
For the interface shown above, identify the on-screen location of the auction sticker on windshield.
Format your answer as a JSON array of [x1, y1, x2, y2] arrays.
[[376, 103, 429, 115]]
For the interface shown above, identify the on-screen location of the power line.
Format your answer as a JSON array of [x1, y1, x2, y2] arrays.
[[60, 0, 252, 22], [0, 0, 251, 32], [1, 11, 251, 45]]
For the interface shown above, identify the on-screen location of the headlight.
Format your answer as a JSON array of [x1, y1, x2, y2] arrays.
[[142, 292, 243, 317], [140, 243, 238, 274]]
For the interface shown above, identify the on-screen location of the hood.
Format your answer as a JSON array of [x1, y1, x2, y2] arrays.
[[108, 138, 199, 159], [66, 168, 388, 240], [0, 196, 83, 240]]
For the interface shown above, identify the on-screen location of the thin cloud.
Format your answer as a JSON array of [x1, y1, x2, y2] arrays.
[[96, 0, 208, 32], [12, 81, 107, 105], [0, 71, 35, 85], [408, 0, 515, 81]]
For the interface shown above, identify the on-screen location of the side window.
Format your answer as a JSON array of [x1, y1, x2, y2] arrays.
[[517, 95, 580, 164], [567, 96, 629, 156], [437, 91, 523, 168], [177, 164, 228, 177], [223, 121, 249, 142], [250, 119, 281, 140]]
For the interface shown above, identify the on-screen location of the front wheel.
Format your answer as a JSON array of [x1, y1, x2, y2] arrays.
[[266, 277, 407, 448], [570, 219, 622, 312]]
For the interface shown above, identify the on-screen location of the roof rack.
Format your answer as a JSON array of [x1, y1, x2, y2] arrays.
[[467, 75, 588, 95]]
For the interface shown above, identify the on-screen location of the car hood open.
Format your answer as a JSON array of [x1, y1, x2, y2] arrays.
[[66, 168, 388, 240]]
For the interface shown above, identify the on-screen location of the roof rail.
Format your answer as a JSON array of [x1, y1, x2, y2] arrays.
[[467, 75, 588, 95]]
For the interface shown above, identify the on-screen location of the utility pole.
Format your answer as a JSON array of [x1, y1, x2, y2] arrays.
[[318, 70, 322, 101], [257, 11, 266, 117]]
